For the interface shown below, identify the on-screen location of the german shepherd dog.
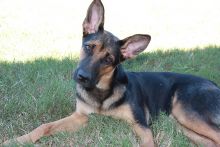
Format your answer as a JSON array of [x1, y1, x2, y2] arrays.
[[4, 0, 220, 146]]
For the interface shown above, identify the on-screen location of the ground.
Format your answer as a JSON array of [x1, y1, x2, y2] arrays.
[[1, 47, 220, 146], [0, 0, 220, 146]]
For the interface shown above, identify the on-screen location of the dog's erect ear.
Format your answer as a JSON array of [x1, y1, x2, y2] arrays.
[[83, 0, 104, 36], [119, 34, 151, 61]]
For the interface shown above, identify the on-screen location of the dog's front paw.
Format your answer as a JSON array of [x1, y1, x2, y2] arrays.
[[140, 140, 155, 147], [3, 134, 32, 146], [3, 139, 18, 146]]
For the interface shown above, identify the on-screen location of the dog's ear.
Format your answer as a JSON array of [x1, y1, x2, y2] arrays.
[[119, 34, 151, 61], [83, 0, 104, 36]]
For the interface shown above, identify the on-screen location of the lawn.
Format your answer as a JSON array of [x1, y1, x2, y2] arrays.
[[1, 0, 220, 146], [1, 46, 220, 146]]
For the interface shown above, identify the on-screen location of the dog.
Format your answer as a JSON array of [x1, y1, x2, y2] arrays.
[[4, 0, 220, 146]]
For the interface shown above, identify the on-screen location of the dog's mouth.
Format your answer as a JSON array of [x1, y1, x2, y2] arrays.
[[77, 81, 94, 90], [74, 78, 95, 91]]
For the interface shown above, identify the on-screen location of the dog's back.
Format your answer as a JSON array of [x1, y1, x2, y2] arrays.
[[125, 71, 220, 126]]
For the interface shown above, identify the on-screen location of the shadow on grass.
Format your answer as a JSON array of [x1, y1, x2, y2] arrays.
[[0, 46, 220, 146]]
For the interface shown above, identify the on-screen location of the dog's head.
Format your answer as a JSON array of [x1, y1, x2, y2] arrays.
[[74, 0, 151, 90]]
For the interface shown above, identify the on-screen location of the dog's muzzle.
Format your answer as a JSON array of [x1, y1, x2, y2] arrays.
[[73, 69, 94, 89]]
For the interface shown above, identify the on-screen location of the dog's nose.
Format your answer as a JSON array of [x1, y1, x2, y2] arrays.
[[77, 69, 91, 83]]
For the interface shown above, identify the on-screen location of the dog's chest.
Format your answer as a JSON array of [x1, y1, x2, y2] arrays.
[[76, 84, 126, 110]]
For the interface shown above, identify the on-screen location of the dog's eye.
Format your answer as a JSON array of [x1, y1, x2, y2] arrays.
[[84, 45, 91, 53], [84, 44, 96, 54], [104, 56, 114, 64]]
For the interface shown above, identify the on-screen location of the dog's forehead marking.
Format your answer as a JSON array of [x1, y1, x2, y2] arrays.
[[84, 31, 118, 45], [83, 33, 119, 58]]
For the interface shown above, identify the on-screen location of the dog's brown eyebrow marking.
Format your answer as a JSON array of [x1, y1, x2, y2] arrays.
[[87, 40, 106, 53]]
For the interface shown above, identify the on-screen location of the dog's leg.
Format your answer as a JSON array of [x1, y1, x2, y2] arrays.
[[170, 115, 217, 146], [102, 104, 154, 147], [180, 125, 217, 147], [3, 112, 88, 145], [3, 100, 91, 145], [172, 100, 220, 146], [133, 123, 154, 147], [3, 99, 95, 145]]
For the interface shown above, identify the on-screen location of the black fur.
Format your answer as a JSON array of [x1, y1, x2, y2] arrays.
[[74, 0, 220, 145], [75, 27, 220, 130], [110, 68, 220, 128]]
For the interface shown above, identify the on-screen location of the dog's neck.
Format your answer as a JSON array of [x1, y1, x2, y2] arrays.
[[96, 68, 115, 90], [89, 65, 127, 98], [87, 86, 113, 103], [113, 65, 128, 85]]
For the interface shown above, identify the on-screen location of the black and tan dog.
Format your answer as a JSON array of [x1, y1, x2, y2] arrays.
[[4, 0, 220, 146]]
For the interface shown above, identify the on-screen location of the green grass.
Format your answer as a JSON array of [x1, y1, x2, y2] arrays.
[[1, 46, 220, 146]]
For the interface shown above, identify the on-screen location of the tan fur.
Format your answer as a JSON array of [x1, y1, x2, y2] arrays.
[[101, 104, 134, 123], [101, 84, 126, 110], [80, 40, 104, 63], [76, 96, 134, 123], [172, 95, 220, 145], [91, 40, 103, 52], [180, 125, 217, 147], [76, 83, 127, 111], [76, 99, 155, 146], [133, 124, 154, 147], [76, 99, 98, 114], [4, 112, 88, 144], [103, 104, 154, 146], [3, 64, 155, 147], [6, 0, 215, 145], [76, 84, 101, 108], [80, 38, 116, 91], [96, 67, 115, 90], [82, 39, 116, 91], [89, 41, 105, 64]]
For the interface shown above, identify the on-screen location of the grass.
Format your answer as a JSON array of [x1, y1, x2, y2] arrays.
[[1, 0, 220, 146], [1, 46, 220, 146]]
